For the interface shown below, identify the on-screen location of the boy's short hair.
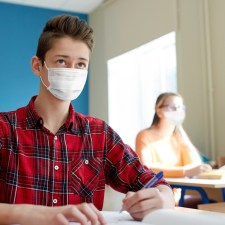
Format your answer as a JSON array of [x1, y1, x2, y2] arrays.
[[36, 14, 94, 63]]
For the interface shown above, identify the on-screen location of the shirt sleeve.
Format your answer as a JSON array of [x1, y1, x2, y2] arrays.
[[0, 113, 11, 142], [0, 113, 6, 143]]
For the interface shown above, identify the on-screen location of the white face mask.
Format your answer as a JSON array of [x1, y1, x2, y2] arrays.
[[40, 62, 88, 101], [164, 111, 185, 125]]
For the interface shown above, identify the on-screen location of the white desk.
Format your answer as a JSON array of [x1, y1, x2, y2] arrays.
[[143, 207, 225, 225], [166, 178, 225, 206]]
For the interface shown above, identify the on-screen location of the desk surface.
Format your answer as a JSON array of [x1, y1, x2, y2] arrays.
[[143, 207, 225, 225], [166, 177, 225, 188]]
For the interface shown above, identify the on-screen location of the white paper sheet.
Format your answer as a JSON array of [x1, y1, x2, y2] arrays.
[[70, 211, 153, 225]]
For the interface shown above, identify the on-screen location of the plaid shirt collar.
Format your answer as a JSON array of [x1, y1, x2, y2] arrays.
[[25, 96, 76, 133]]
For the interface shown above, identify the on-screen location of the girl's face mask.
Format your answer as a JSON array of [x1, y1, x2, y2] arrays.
[[163, 110, 186, 125]]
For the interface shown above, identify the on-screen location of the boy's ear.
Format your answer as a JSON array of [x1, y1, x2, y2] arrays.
[[31, 56, 42, 76]]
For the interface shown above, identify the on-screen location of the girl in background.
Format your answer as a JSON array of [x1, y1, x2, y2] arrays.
[[135, 92, 212, 206]]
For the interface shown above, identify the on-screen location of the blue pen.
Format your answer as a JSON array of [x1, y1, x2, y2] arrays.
[[120, 171, 164, 213], [143, 171, 164, 189]]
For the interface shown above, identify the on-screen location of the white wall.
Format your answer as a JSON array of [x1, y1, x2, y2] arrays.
[[89, 0, 176, 121], [176, 0, 214, 158], [89, 0, 225, 160], [209, 0, 225, 159]]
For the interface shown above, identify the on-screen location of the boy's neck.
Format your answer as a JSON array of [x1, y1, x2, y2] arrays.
[[34, 92, 70, 134]]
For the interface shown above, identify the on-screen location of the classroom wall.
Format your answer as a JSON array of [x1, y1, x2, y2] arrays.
[[209, 0, 225, 160], [89, 0, 225, 160], [89, 0, 176, 122], [0, 2, 89, 114]]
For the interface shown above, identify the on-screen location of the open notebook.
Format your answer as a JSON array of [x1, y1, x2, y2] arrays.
[[196, 169, 225, 179], [70, 211, 148, 225], [68, 208, 225, 225]]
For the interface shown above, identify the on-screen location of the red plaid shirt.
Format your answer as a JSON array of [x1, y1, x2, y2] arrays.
[[0, 96, 169, 209]]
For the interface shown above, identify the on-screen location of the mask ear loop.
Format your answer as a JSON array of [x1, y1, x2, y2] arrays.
[[39, 75, 49, 89], [44, 61, 48, 69], [39, 62, 49, 90]]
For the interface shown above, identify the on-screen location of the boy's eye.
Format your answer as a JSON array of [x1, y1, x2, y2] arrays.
[[77, 62, 86, 69], [57, 59, 66, 65]]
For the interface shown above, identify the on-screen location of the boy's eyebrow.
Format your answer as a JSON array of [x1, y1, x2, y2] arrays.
[[54, 55, 89, 62], [79, 57, 89, 62]]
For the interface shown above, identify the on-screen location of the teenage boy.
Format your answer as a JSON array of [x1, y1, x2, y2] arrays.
[[0, 14, 175, 225]]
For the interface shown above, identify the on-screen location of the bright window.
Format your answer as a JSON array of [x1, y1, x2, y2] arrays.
[[108, 32, 177, 149]]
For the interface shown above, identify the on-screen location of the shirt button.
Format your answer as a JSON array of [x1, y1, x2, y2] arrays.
[[54, 165, 59, 170], [84, 159, 89, 164], [53, 199, 57, 204], [54, 136, 57, 141]]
